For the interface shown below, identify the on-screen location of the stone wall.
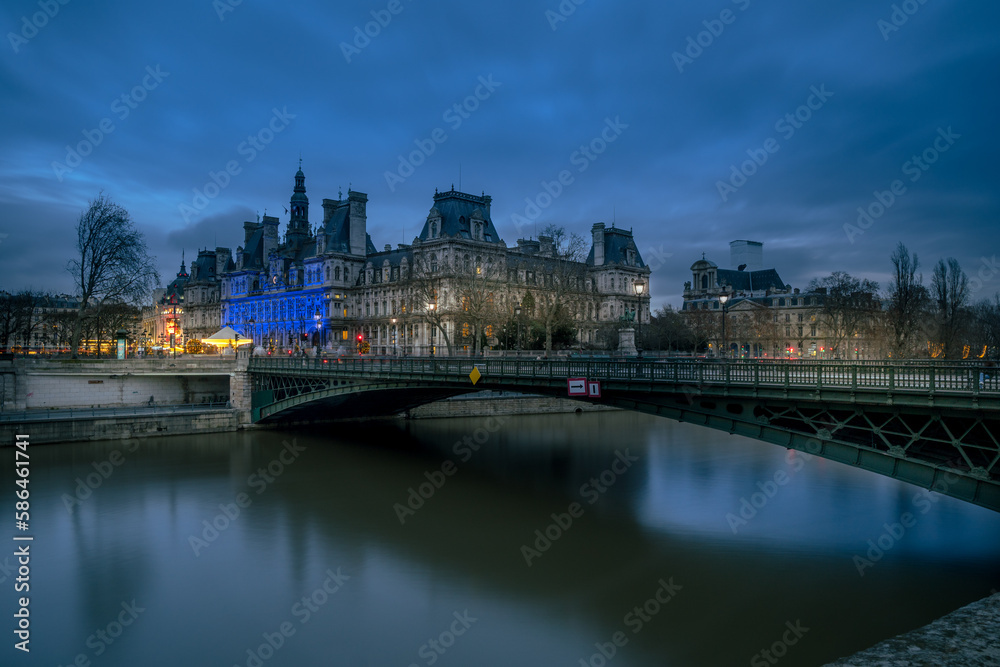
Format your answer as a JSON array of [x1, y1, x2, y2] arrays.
[[0, 409, 240, 445], [24, 374, 229, 409]]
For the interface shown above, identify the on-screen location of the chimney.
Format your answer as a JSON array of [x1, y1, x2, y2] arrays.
[[243, 221, 258, 247], [262, 215, 280, 258], [348, 190, 368, 257], [215, 247, 231, 276], [538, 235, 555, 257], [322, 198, 338, 225], [591, 223, 606, 266]]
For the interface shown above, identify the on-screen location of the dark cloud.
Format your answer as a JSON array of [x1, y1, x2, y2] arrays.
[[0, 0, 996, 308]]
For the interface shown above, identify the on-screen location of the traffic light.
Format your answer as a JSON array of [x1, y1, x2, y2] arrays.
[[357, 334, 363, 342]]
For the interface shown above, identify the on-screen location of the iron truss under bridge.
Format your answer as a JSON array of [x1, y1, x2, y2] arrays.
[[248, 356, 1000, 512]]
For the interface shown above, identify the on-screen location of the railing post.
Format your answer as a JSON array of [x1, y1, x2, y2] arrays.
[[852, 365, 857, 391], [888, 366, 894, 393], [929, 366, 935, 394]]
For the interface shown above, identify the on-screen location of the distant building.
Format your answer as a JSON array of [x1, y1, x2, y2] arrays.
[[681, 241, 832, 358], [219, 165, 651, 355], [0, 292, 80, 352], [183, 248, 232, 347], [141, 257, 188, 351]]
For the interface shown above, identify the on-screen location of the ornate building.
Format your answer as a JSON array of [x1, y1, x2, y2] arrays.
[[141, 257, 188, 351], [681, 240, 831, 358], [183, 247, 232, 347], [219, 165, 652, 355]]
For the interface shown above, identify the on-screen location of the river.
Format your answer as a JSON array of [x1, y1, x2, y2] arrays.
[[10, 411, 1000, 666]]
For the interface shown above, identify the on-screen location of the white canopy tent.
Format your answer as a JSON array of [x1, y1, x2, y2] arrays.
[[201, 326, 253, 347]]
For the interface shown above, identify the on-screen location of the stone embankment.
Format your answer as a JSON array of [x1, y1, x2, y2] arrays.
[[824, 592, 1000, 666]]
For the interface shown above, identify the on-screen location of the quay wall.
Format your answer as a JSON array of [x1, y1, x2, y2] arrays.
[[24, 374, 229, 409], [0, 409, 240, 446], [824, 592, 1000, 666]]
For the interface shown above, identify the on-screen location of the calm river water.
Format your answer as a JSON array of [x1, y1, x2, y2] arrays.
[[8, 411, 1000, 666]]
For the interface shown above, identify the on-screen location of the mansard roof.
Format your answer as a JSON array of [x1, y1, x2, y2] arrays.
[[715, 268, 786, 292], [322, 203, 352, 254], [417, 189, 502, 242], [586, 224, 646, 268]]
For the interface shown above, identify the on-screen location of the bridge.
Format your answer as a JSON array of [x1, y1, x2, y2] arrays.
[[248, 356, 1000, 513]]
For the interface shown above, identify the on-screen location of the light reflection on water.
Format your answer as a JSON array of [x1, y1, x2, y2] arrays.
[[11, 411, 1000, 667]]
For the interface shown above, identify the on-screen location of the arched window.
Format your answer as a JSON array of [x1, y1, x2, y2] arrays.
[[701, 274, 708, 290], [326, 266, 330, 281], [464, 254, 471, 272]]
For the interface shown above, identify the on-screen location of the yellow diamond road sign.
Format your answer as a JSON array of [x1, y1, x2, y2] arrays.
[[469, 366, 482, 385]]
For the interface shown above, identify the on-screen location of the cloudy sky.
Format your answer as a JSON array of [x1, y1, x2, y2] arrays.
[[0, 0, 996, 309]]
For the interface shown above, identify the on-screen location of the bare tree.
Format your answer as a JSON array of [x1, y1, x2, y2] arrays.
[[931, 257, 970, 359], [808, 272, 880, 358], [643, 305, 694, 352], [408, 255, 455, 355], [971, 295, 1000, 360], [12, 291, 44, 351], [534, 224, 588, 355], [67, 194, 159, 357], [885, 243, 930, 358], [453, 251, 506, 354]]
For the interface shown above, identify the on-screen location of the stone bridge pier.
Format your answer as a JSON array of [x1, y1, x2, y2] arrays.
[[230, 349, 253, 425]]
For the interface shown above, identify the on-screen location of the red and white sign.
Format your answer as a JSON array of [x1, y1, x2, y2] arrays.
[[567, 377, 587, 396], [587, 380, 602, 397]]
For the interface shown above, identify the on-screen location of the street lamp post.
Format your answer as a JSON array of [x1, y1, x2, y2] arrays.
[[719, 294, 729, 359], [515, 305, 522, 353], [426, 302, 436, 356], [314, 311, 322, 351], [632, 280, 645, 353], [391, 317, 397, 356]]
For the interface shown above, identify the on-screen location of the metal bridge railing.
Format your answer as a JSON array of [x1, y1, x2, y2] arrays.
[[248, 357, 1000, 396]]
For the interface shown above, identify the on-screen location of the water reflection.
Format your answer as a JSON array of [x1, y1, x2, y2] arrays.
[[17, 412, 1000, 667]]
